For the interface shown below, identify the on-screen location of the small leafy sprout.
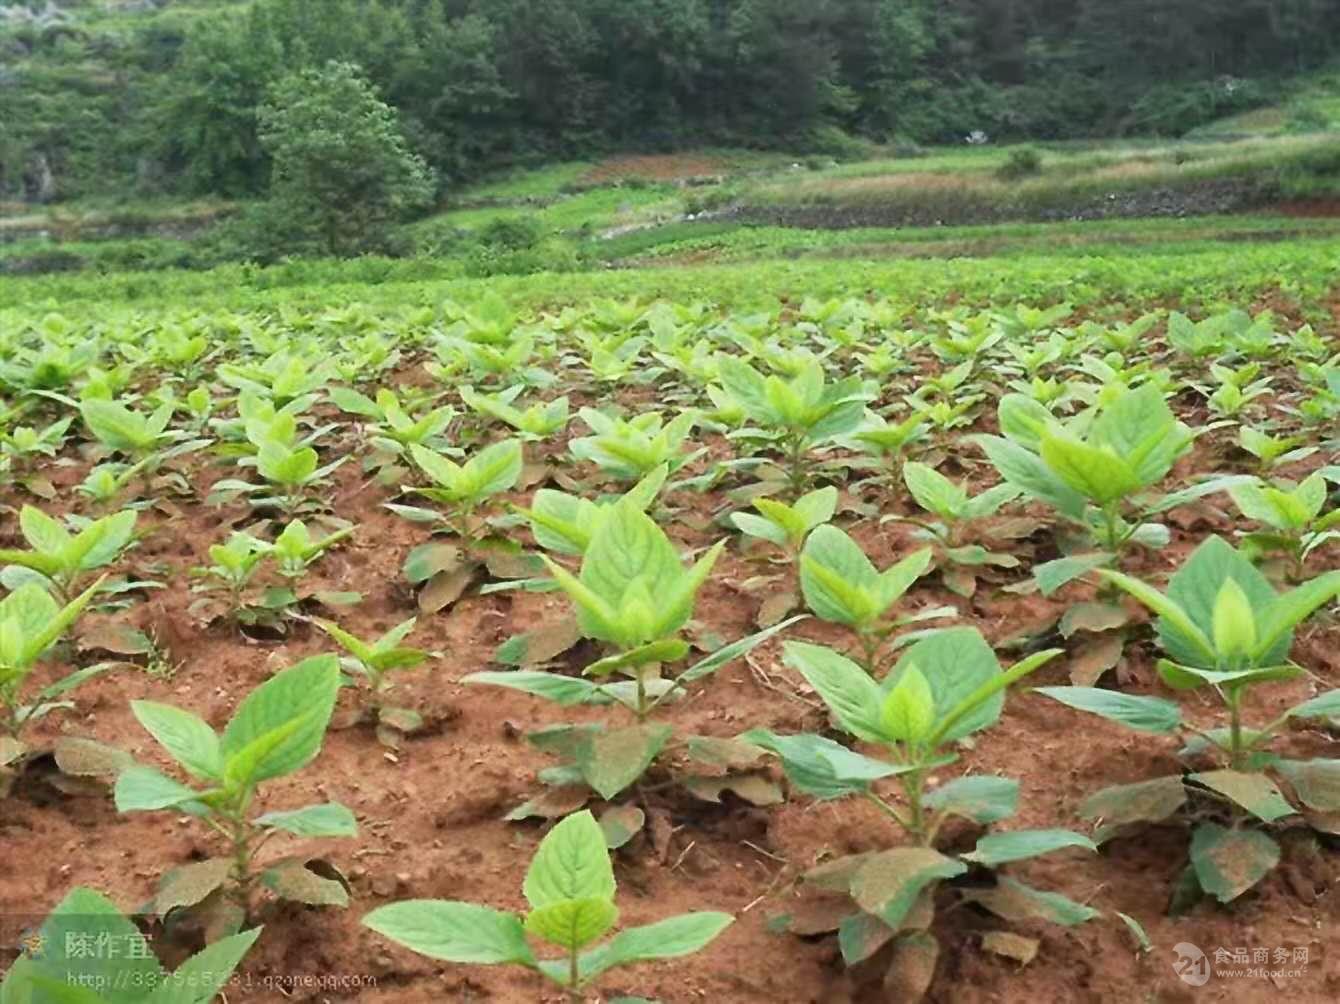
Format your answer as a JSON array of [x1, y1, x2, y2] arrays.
[[316, 616, 431, 741], [363, 810, 733, 1003], [1037, 536, 1340, 906], [219, 349, 334, 406], [745, 630, 1084, 1000], [76, 459, 156, 511], [841, 410, 929, 485], [568, 407, 701, 481], [539, 500, 724, 675], [394, 439, 523, 541], [465, 501, 794, 820], [800, 525, 947, 672], [0, 505, 137, 603], [461, 384, 570, 440], [714, 355, 874, 496], [519, 465, 667, 557], [1230, 474, 1340, 578], [0, 415, 70, 471], [115, 656, 356, 925], [329, 385, 455, 462], [190, 532, 268, 623], [0, 887, 260, 1003], [1236, 425, 1317, 474], [730, 485, 837, 561], [894, 462, 1022, 596], [267, 519, 353, 579], [0, 580, 104, 750], [80, 398, 208, 490], [976, 384, 1247, 566]]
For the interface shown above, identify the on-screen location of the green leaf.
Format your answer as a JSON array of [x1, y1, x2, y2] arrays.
[[1161, 536, 1280, 667], [677, 616, 806, 686], [924, 645, 1061, 748], [586, 913, 734, 978], [114, 765, 202, 812], [524, 897, 618, 950], [1034, 553, 1113, 596], [1035, 686, 1182, 734], [1098, 568, 1216, 667], [254, 802, 358, 837], [523, 809, 616, 910], [220, 655, 340, 785], [741, 728, 905, 800], [961, 877, 1098, 927], [782, 641, 885, 743], [1191, 771, 1295, 823], [362, 901, 534, 965], [5, 887, 166, 1004], [1254, 571, 1340, 664], [1287, 689, 1340, 720], [1080, 775, 1188, 841], [879, 665, 935, 744], [924, 775, 1019, 824], [850, 848, 966, 928], [975, 434, 1087, 521], [1274, 758, 1340, 811], [1189, 823, 1279, 903], [889, 627, 1011, 745], [799, 525, 880, 627], [464, 670, 601, 706], [129, 701, 221, 781], [146, 929, 263, 1004], [963, 829, 1097, 866]]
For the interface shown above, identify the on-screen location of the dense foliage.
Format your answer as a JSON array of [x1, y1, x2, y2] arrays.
[[3, 0, 1339, 201]]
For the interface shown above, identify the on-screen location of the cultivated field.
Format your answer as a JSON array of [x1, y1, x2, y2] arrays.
[[2, 257, 1340, 1001]]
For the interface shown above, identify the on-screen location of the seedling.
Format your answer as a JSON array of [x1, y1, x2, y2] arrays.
[[219, 349, 333, 406], [363, 811, 733, 1002], [0, 581, 103, 747], [466, 501, 795, 826], [842, 410, 928, 485], [519, 465, 667, 557], [714, 355, 873, 495], [799, 525, 947, 672], [266, 519, 353, 579], [975, 384, 1245, 567], [746, 630, 1086, 1000], [393, 439, 523, 539], [461, 385, 570, 441], [892, 462, 1022, 596], [0, 506, 137, 603], [115, 656, 356, 926], [1037, 536, 1340, 907], [1236, 425, 1317, 474], [0, 887, 260, 1003], [0, 415, 70, 472], [80, 396, 208, 497], [568, 408, 701, 481], [316, 616, 431, 741], [1230, 474, 1340, 577], [190, 532, 268, 623], [329, 385, 455, 460], [730, 485, 837, 560]]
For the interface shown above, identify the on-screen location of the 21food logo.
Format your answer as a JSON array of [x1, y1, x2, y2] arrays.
[[1173, 942, 1210, 986]]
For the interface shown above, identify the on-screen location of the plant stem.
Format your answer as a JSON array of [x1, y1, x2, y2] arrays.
[[566, 947, 581, 1002], [1227, 690, 1245, 771]]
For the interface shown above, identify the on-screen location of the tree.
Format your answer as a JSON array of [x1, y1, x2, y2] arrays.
[[256, 61, 434, 256]]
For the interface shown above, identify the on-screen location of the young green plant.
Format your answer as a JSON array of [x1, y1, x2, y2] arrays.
[[363, 810, 732, 1003]]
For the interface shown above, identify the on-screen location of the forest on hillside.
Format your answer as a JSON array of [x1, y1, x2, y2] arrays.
[[3, 0, 1340, 202]]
